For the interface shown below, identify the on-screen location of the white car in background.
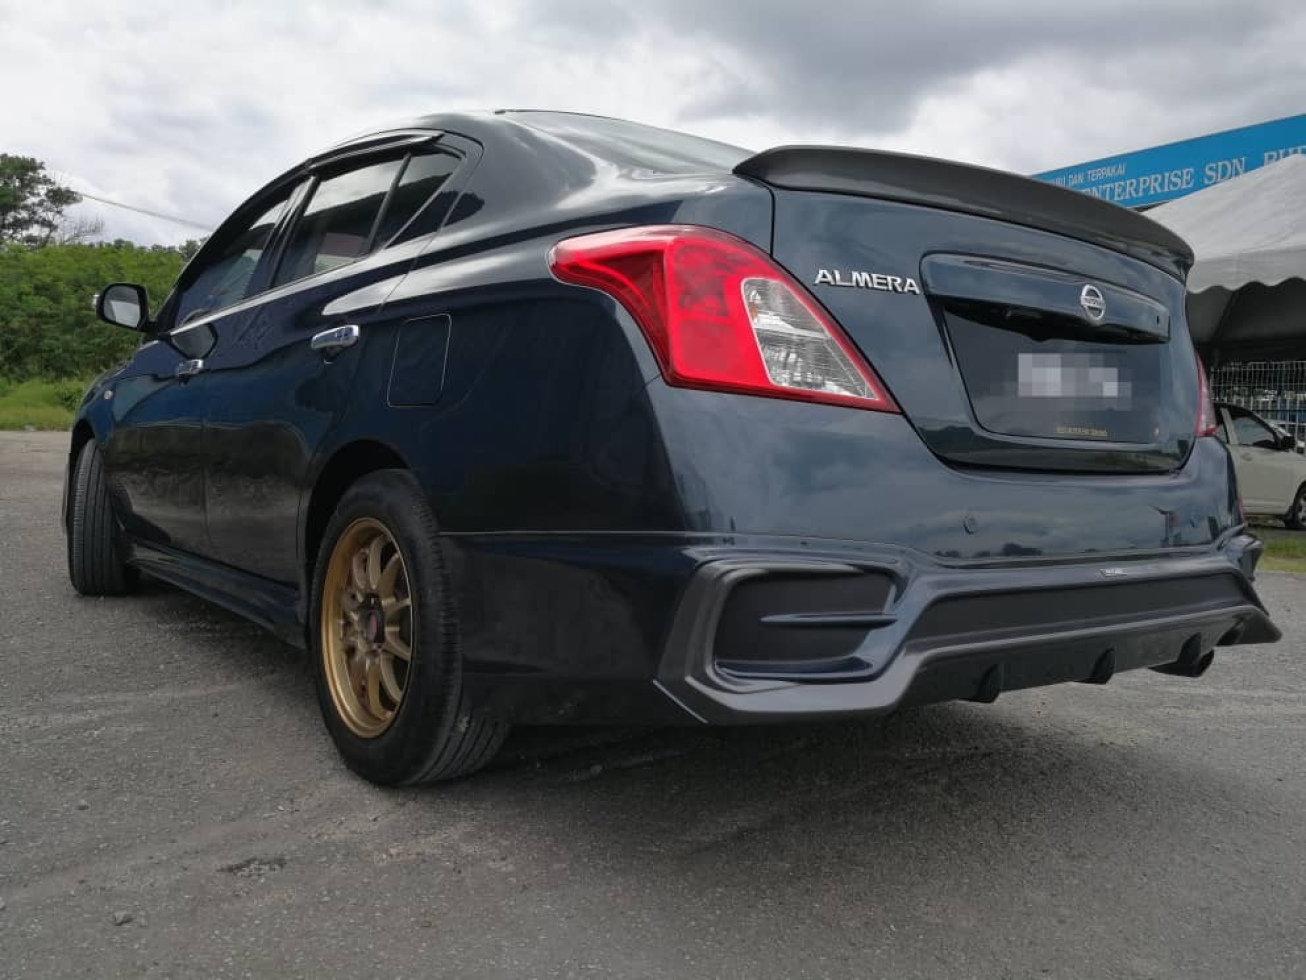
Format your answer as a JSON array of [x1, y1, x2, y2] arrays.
[[1216, 402, 1306, 529]]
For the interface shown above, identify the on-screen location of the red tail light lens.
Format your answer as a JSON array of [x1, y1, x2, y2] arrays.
[[548, 225, 898, 412], [1195, 355, 1218, 437]]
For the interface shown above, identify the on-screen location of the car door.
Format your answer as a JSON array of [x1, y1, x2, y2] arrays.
[[102, 190, 298, 556], [1225, 405, 1303, 514], [200, 142, 463, 585]]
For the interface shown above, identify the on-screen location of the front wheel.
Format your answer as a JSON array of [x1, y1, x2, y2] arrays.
[[309, 470, 507, 784], [1285, 483, 1306, 531], [67, 440, 137, 596]]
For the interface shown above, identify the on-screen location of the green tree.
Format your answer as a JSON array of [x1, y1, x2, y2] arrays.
[[147, 239, 204, 261], [0, 241, 184, 379], [0, 155, 81, 246]]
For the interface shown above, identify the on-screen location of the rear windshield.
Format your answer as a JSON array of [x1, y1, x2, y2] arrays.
[[510, 111, 752, 174]]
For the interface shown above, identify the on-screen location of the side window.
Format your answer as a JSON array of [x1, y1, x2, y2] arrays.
[[1232, 412, 1277, 450], [174, 194, 293, 326], [272, 159, 403, 287], [372, 152, 459, 247], [1216, 417, 1229, 443]]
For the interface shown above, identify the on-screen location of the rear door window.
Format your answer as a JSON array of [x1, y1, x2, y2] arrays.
[[273, 160, 403, 287], [271, 149, 459, 289]]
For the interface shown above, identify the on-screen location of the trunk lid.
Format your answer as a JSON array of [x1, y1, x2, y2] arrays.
[[736, 147, 1200, 474]]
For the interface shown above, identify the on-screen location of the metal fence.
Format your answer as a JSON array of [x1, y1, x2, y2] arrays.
[[1210, 360, 1306, 442]]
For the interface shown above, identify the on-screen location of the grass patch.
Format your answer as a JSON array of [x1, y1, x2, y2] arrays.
[[0, 378, 88, 431], [1252, 523, 1306, 573]]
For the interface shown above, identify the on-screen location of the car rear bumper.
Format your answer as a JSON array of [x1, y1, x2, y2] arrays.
[[653, 534, 1278, 725], [451, 531, 1276, 726]]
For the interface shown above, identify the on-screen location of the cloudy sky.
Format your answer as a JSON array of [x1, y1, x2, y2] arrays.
[[3, 0, 1305, 245]]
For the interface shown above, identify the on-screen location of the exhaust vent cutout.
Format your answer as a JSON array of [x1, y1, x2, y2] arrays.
[[1152, 634, 1215, 678]]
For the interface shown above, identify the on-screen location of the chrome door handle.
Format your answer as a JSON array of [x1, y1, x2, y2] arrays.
[[174, 358, 204, 379], [310, 324, 360, 354]]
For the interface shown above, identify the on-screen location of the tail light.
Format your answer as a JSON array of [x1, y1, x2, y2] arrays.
[[1195, 355, 1218, 437], [548, 225, 898, 412]]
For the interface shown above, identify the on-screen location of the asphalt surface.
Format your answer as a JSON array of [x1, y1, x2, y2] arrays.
[[1, 430, 1303, 980]]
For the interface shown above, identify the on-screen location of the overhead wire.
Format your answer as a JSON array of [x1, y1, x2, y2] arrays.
[[46, 169, 212, 232], [70, 190, 212, 232]]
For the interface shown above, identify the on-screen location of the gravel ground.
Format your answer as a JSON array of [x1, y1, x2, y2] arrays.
[[1, 430, 1303, 980]]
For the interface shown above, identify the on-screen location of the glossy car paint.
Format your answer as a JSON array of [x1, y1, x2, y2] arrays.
[[67, 111, 1276, 726], [768, 195, 1200, 473]]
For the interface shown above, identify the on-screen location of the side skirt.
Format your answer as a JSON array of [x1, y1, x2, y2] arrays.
[[128, 540, 306, 649]]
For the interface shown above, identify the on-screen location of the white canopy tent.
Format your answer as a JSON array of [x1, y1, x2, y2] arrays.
[[1148, 154, 1306, 351]]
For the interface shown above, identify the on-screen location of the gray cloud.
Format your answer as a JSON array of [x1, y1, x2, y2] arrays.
[[524, 1, 1294, 129], [2, 0, 1303, 243]]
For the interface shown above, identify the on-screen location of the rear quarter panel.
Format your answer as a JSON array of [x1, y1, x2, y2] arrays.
[[319, 162, 775, 535]]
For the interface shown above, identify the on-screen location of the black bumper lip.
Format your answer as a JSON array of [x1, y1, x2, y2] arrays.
[[655, 542, 1279, 725]]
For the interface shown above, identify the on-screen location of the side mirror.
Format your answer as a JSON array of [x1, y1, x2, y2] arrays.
[[94, 282, 150, 331]]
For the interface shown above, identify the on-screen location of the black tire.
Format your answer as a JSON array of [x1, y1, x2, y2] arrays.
[[308, 470, 508, 785], [67, 440, 137, 596], [1286, 483, 1306, 531]]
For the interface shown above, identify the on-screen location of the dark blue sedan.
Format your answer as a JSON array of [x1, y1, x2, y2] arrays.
[[65, 111, 1278, 783]]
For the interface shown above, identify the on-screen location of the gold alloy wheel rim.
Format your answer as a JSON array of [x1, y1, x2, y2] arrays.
[[321, 518, 414, 738]]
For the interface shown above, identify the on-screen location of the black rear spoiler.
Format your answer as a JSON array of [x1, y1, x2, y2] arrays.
[[734, 146, 1195, 281]]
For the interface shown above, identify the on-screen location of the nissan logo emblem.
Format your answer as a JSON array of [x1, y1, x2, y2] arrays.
[[1080, 284, 1107, 322]]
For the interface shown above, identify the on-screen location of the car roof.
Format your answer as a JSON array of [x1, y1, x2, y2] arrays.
[[198, 110, 753, 284], [315, 110, 751, 175]]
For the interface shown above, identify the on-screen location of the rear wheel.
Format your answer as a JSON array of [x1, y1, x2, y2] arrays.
[[1285, 483, 1306, 530], [309, 470, 507, 784], [67, 440, 137, 596]]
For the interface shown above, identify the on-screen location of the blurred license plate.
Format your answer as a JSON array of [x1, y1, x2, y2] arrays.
[[1017, 353, 1131, 401], [943, 305, 1163, 445]]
